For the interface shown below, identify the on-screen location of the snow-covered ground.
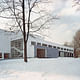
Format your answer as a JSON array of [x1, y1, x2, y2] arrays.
[[0, 58, 80, 80]]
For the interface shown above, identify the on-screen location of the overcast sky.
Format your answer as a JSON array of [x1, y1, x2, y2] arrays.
[[0, 0, 80, 44], [44, 0, 80, 44]]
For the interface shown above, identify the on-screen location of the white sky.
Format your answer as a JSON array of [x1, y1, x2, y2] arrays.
[[43, 0, 80, 44], [0, 0, 80, 44]]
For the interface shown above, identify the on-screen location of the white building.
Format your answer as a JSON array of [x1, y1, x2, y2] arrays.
[[0, 29, 74, 59]]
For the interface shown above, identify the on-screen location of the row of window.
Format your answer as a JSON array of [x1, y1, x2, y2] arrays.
[[31, 41, 74, 52], [59, 52, 73, 57]]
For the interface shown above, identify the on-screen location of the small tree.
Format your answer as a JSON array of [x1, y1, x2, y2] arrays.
[[0, 0, 57, 62], [64, 42, 74, 47]]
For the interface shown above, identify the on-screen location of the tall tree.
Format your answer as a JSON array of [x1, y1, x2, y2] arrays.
[[0, 0, 57, 62], [73, 29, 80, 57], [23, 0, 27, 62]]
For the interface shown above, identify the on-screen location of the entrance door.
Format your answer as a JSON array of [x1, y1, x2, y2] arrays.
[[37, 48, 45, 58], [4, 53, 9, 59]]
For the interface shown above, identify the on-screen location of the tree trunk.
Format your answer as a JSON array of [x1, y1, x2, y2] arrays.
[[23, 0, 27, 62]]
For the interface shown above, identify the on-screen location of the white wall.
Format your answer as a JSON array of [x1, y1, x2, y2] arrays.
[[27, 35, 46, 57], [27, 36, 37, 57], [0, 29, 74, 59], [10, 31, 74, 58], [27, 41, 34, 57], [10, 31, 23, 41], [0, 30, 11, 59]]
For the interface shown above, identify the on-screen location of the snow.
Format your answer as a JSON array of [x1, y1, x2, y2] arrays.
[[0, 58, 80, 80]]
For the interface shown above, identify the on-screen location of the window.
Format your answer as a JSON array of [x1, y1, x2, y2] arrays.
[[67, 49, 69, 51], [61, 48, 63, 50], [64, 48, 66, 50], [53, 46, 56, 48], [31, 41, 36, 45], [15, 41, 18, 47], [71, 50, 73, 52], [48, 45, 52, 48], [69, 49, 73, 52], [37, 43, 41, 46], [57, 47, 60, 49], [42, 44, 47, 47], [11, 41, 14, 47]]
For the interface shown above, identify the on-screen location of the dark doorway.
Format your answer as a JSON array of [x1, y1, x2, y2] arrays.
[[4, 53, 9, 59], [37, 48, 45, 58], [0, 53, 2, 58]]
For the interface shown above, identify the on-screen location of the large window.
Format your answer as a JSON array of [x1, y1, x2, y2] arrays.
[[11, 39, 23, 58]]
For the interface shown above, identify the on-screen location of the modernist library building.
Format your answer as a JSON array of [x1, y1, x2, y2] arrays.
[[0, 29, 74, 59]]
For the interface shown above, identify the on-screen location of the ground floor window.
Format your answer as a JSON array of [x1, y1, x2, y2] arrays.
[[59, 52, 73, 57], [70, 53, 73, 57]]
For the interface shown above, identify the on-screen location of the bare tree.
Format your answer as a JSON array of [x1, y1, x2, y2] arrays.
[[64, 42, 69, 46], [72, 29, 80, 57], [0, 0, 57, 62], [72, 0, 80, 57], [64, 42, 74, 47]]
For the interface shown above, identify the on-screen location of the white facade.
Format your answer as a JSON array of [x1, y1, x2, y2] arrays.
[[28, 36, 74, 57], [0, 29, 74, 59], [10, 32, 74, 58], [0, 29, 11, 59]]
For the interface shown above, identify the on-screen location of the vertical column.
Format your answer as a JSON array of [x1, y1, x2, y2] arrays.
[[45, 48, 47, 58], [2, 52, 4, 59]]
